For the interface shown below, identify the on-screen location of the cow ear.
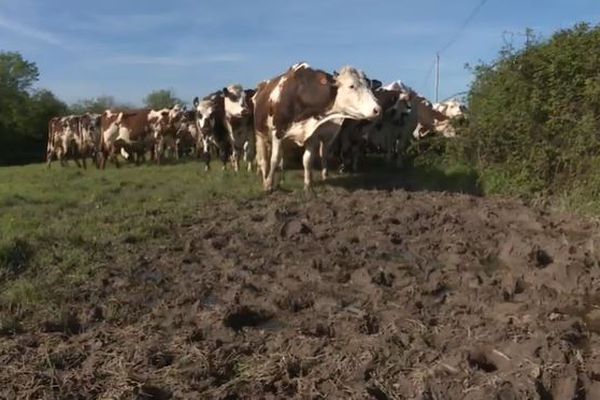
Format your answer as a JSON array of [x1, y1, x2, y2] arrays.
[[222, 87, 229, 96], [372, 79, 382, 90], [193, 97, 199, 107]]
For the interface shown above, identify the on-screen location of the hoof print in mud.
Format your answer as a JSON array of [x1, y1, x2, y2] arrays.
[[280, 219, 313, 238], [529, 246, 553, 268], [41, 312, 82, 336], [276, 290, 315, 312], [467, 349, 498, 373], [148, 349, 175, 368], [223, 305, 273, 331], [360, 314, 380, 335], [301, 321, 335, 338], [136, 384, 172, 400], [371, 269, 395, 287]]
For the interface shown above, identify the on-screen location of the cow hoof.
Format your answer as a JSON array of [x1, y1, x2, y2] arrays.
[[303, 184, 315, 193]]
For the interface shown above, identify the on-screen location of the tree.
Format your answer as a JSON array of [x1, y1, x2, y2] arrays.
[[143, 89, 182, 110], [69, 96, 132, 115], [451, 22, 600, 198], [0, 52, 66, 166], [0, 51, 39, 92]]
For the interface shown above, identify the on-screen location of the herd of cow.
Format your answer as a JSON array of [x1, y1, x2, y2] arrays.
[[46, 62, 467, 191]]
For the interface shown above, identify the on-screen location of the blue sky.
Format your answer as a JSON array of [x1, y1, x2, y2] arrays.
[[0, 0, 598, 106]]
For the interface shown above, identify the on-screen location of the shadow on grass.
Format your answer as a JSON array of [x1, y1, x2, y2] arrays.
[[324, 158, 483, 196]]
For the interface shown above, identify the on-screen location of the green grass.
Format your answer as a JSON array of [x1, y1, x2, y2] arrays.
[[0, 158, 484, 319], [0, 161, 308, 316]]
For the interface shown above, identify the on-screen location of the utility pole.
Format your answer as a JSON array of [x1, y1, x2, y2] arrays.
[[435, 53, 440, 103]]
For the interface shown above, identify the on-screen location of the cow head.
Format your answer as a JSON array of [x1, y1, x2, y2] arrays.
[[368, 78, 383, 90], [331, 67, 381, 121], [374, 89, 410, 126], [193, 96, 217, 134], [222, 84, 249, 118], [148, 108, 171, 137], [62, 116, 78, 138], [436, 100, 467, 119], [80, 113, 101, 142]]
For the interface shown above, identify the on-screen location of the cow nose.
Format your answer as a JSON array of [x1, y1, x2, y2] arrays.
[[373, 107, 381, 116]]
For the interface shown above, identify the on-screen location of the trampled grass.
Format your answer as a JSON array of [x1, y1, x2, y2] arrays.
[[0, 160, 306, 315], [0, 157, 484, 320]]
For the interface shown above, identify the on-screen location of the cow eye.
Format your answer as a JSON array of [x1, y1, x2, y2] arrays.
[[349, 85, 355, 89]]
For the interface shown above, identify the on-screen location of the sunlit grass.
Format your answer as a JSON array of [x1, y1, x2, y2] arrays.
[[0, 160, 306, 315]]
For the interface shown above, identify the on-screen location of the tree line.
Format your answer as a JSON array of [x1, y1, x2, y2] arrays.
[[3, 21, 600, 209], [447, 22, 600, 202], [0, 51, 183, 166]]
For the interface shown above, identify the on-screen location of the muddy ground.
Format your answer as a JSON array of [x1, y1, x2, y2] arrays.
[[3, 185, 600, 399]]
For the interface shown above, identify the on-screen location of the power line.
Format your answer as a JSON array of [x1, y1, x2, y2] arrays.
[[420, 57, 437, 95], [438, 0, 490, 54], [432, 0, 490, 102]]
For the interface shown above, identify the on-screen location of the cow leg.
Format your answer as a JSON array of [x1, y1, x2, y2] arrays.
[[265, 136, 282, 192], [319, 140, 328, 181], [243, 141, 251, 171], [231, 148, 240, 172], [384, 132, 395, 166], [255, 135, 269, 181], [244, 139, 256, 172], [99, 149, 107, 170], [201, 137, 211, 171], [338, 134, 350, 173], [82, 156, 87, 170], [46, 152, 53, 169], [352, 143, 361, 172], [110, 146, 120, 169], [203, 150, 211, 171], [175, 140, 180, 160], [303, 139, 318, 191], [395, 130, 411, 168], [220, 148, 228, 171], [59, 150, 67, 167], [155, 137, 164, 165]]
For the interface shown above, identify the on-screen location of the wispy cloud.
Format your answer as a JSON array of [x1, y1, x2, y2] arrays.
[[0, 13, 65, 47], [104, 53, 244, 66], [68, 12, 189, 35]]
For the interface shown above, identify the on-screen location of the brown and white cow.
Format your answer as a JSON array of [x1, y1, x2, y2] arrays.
[[432, 100, 468, 138], [99, 109, 153, 169], [226, 87, 256, 172], [252, 63, 381, 191], [47, 116, 66, 168], [46, 115, 83, 168], [175, 109, 201, 159], [334, 81, 411, 172], [76, 113, 101, 168], [193, 92, 230, 170], [148, 105, 184, 164], [192, 85, 251, 171], [378, 82, 449, 167]]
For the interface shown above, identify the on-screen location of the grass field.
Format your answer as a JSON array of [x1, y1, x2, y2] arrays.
[[4, 159, 600, 398], [0, 158, 481, 330], [0, 162, 280, 325]]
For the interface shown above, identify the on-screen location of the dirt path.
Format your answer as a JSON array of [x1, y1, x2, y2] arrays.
[[3, 188, 600, 399]]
